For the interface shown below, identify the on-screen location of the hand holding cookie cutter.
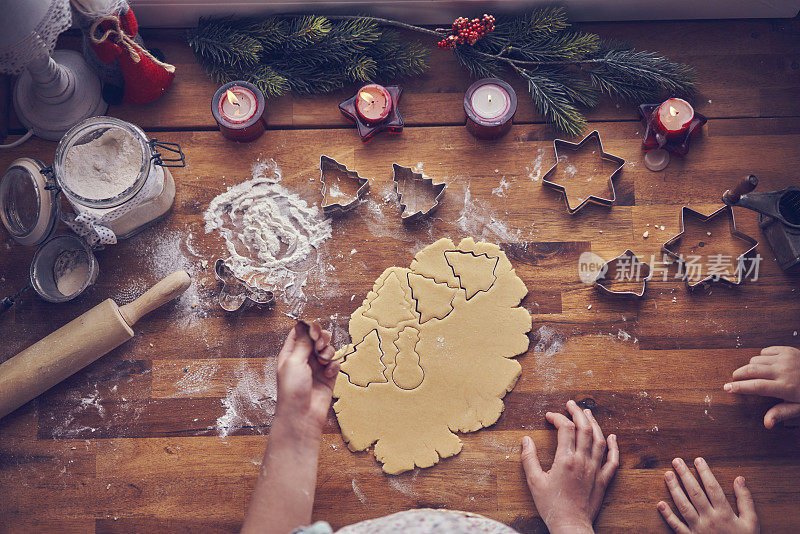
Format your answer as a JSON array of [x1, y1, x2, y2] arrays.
[[214, 259, 275, 312]]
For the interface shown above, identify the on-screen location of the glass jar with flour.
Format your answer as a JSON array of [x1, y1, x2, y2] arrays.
[[0, 117, 184, 310], [54, 116, 184, 245]]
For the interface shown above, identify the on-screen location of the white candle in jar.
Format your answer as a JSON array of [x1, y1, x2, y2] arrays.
[[221, 88, 256, 121], [470, 83, 510, 119]]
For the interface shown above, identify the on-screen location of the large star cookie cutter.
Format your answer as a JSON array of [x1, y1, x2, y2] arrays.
[[392, 163, 446, 223], [662, 206, 759, 289], [542, 130, 626, 215], [320, 155, 370, 216], [594, 249, 652, 298], [214, 259, 275, 312]]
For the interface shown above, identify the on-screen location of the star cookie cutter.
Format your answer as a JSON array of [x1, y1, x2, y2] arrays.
[[392, 163, 446, 223], [214, 259, 275, 312], [542, 130, 626, 214], [594, 249, 652, 298], [320, 155, 370, 216], [662, 206, 759, 289]]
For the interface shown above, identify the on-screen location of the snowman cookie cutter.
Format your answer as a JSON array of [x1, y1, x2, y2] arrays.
[[214, 259, 275, 312]]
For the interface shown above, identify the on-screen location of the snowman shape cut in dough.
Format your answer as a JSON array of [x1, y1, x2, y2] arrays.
[[333, 238, 531, 474]]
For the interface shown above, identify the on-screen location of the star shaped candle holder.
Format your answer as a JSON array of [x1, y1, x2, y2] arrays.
[[662, 206, 759, 289], [639, 103, 706, 155], [542, 130, 626, 215], [339, 85, 404, 143]]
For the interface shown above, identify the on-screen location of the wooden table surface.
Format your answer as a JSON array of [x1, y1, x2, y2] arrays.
[[2, 18, 800, 533]]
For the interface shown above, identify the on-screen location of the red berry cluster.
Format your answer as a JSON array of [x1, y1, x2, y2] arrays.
[[437, 14, 495, 50]]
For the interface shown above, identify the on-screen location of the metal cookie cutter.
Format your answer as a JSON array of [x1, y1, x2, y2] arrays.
[[214, 259, 275, 312], [320, 155, 370, 216], [392, 163, 446, 223], [542, 130, 626, 214], [594, 249, 652, 298], [662, 206, 759, 289]]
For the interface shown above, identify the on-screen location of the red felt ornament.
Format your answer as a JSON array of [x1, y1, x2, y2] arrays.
[[89, 10, 176, 104]]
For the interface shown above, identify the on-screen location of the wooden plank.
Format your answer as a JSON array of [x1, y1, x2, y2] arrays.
[[2, 18, 800, 533]]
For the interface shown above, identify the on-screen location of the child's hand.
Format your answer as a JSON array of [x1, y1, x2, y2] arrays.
[[658, 457, 759, 534], [275, 321, 340, 438], [724, 346, 800, 428], [521, 400, 619, 534]]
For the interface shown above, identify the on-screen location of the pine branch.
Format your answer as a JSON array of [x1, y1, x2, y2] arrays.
[[519, 67, 587, 137], [186, 17, 262, 71]]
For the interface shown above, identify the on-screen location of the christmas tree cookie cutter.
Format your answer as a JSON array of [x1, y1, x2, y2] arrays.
[[320, 155, 370, 216], [542, 130, 625, 215], [594, 249, 652, 298], [662, 206, 759, 289], [392, 163, 446, 222], [214, 259, 275, 312]]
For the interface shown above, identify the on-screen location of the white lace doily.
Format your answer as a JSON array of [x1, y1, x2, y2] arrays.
[[0, 0, 73, 74]]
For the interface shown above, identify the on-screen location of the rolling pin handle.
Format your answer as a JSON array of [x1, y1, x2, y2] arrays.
[[723, 174, 758, 205], [119, 270, 191, 326]]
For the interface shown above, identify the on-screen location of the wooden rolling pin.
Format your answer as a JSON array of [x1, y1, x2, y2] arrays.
[[0, 271, 191, 420]]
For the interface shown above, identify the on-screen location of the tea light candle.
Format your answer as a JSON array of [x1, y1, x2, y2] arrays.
[[654, 98, 694, 139], [464, 78, 517, 139], [355, 84, 392, 125], [211, 81, 267, 142]]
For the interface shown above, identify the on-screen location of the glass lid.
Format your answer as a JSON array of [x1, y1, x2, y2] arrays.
[[0, 158, 59, 247], [53, 116, 151, 209]]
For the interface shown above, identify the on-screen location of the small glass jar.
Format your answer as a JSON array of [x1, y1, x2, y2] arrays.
[[53, 116, 184, 240]]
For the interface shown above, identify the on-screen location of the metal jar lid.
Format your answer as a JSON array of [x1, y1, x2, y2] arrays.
[[0, 157, 60, 246]]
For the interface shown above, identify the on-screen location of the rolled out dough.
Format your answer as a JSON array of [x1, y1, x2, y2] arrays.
[[333, 238, 531, 474]]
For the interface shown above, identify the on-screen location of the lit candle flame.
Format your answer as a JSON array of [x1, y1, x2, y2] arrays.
[[488, 94, 492, 103], [226, 89, 240, 107], [359, 91, 374, 105], [669, 105, 678, 116]]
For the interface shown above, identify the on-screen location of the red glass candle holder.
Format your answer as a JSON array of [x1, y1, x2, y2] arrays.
[[339, 85, 403, 143], [211, 81, 267, 142], [639, 102, 706, 156], [464, 78, 517, 140]]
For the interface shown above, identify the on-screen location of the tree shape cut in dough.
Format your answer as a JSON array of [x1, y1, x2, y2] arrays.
[[340, 330, 388, 387], [333, 237, 531, 474], [391, 327, 424, 390], [444, 250, 499, 299], [407, 273, 456, 323], [363, 269, 416, 328]]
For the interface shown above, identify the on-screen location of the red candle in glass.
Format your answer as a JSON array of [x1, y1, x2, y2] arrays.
[[211, 81, 267, 142], [355, 84, 392, 125], [464, 78, 517, 140], [654, 98, 694, 139]]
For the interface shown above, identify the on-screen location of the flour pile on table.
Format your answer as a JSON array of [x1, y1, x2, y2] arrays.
[[204, 159, 332, 304]]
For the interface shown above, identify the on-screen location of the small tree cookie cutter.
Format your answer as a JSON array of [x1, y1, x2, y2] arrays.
[[542, 130, 626, 214], [392, 163, 446, 222], [320, 155, 370, 216], [594, 249, 652, 298], [214, 259, 275, 312], [662, 206, 759, 289]]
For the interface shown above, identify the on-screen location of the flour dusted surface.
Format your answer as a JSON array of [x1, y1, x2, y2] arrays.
[[204, 159, 332, 296]]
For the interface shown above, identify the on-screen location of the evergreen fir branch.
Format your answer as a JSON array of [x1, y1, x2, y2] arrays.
[[346, 55, 378, 82], [508, 31, 599, 62], [535, 68, 600, 107], [453, 46, 503, 78], [370, 32, 428, 80], [282, 15, 332, 50], [520, 68, 587, 136], [499, 7, 569, 45], [587, 40, 696, 101], [186, 17, 262, 70]]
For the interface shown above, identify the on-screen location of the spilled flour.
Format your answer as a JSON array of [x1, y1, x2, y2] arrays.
[[204, 159, 332, 306], [216, 360, 277, 438], [533, 325, 565, 358], [456, 181, 522, 242]]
